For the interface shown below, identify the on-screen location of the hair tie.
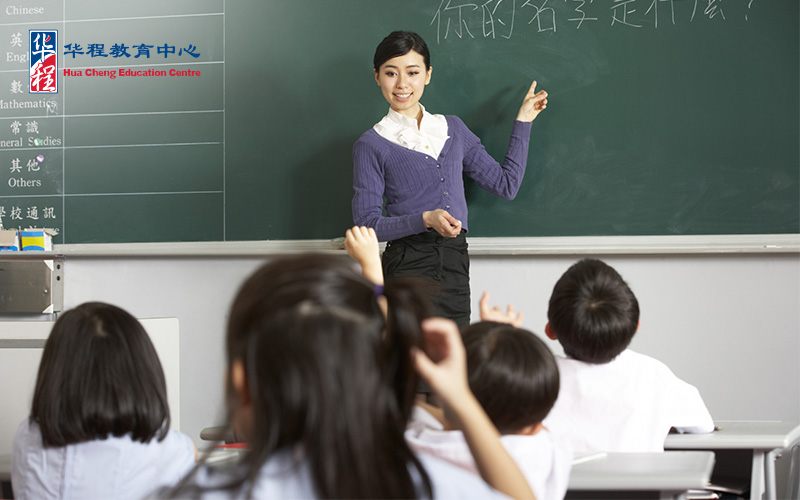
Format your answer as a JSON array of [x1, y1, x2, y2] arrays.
[[373, 284, 384, 297]]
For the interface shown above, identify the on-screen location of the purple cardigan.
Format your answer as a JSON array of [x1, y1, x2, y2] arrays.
[[352, 115, 532, 242]]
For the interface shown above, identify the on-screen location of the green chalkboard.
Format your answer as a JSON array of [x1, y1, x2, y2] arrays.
[[0, 0, 797, 243]]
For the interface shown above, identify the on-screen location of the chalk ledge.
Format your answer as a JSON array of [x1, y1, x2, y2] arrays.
[[0, 234, 796, 258]]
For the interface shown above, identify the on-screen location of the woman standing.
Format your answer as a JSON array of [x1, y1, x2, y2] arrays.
[[352, 31, 548, 326]]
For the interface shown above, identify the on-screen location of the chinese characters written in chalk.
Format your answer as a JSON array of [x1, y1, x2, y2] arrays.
[[0, 205, 56, 222], [430, 0, 746, 42], [63, 42, 201, 59]]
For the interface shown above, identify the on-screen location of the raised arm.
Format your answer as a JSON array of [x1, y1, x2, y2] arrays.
[[462, 80, 548, 200], [515, 80, 548, 123], [479, 291, 524, 328], [344, 226, 383, 285], [413, 317, 536, 500]]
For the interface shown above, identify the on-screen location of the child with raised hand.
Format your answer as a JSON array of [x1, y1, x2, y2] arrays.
[[542, 258, 714, 453], [407, 320, 571, 500], [12, 302, 195, 500], [345, 225, 384, 285], [167, 253, 535, 499], [346, 226, 568, 499]]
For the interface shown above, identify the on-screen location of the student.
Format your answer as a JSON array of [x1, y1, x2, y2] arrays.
[[352, 30, 548, 326], [406, 321, 573, 500], [346, 226, 569, 498], [167, 254, 536, 499], [11, 302, 196, 500], [542, 258, 715, 453]]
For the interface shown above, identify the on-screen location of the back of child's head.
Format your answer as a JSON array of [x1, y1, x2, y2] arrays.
[[462, 321, 559, 434], [31, 302, 170, 447], [547, 258, 640, 364], [221, 253, 434, 499]]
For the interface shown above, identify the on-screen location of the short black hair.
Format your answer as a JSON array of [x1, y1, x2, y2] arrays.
[[31, 302, 170, 447], [373, 31, 431, 71], [462, 321, 559, 434], [547, 259, 640, 364]]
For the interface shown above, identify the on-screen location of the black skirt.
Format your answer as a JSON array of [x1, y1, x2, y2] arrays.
[[382, 229, 470, 327]]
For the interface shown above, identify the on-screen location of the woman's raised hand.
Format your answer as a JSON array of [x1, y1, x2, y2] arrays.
[[516, 80, 548, 122]]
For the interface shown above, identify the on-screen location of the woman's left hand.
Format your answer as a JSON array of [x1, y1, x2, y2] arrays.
[[516, 80, 548, 122]]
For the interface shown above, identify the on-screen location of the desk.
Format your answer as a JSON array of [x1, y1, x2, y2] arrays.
[[566, 451, 715, 500], [665, 420, 800, 500]]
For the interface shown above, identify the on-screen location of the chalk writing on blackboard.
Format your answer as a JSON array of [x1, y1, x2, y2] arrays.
[[430, 0, 755, 42]]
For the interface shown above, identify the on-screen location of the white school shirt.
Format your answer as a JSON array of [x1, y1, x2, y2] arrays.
[[405, 407, 573, 500], [12, 419, 195, 500], [173, 446, 510, 499], [373, 104, 450, 159], [543, 349, 715, 453]]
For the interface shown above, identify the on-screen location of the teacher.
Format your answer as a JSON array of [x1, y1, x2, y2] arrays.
[[352, 31, 548, 326]]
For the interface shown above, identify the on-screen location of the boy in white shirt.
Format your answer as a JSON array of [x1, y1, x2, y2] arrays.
[[406, 320, 573, 500], [542, 258, 715, 453], [345, 225, 572, 499]]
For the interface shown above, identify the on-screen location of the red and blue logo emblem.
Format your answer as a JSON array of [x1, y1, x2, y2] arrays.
[[30, 30, 58, 94]]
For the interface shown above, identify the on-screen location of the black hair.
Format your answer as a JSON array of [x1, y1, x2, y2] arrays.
[[547, 258, 640, 364], [30, 302, 170, 447], [373, 30, 431, 71], [462, 321, 559, 434], [174, 254, 434, 499]]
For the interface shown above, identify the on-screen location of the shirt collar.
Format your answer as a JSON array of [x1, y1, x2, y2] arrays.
[[382, 104, 448, 139], [386, 104, 425, 128]]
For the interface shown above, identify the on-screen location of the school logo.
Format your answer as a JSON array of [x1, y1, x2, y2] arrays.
[[29, 30, 58, 93]]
